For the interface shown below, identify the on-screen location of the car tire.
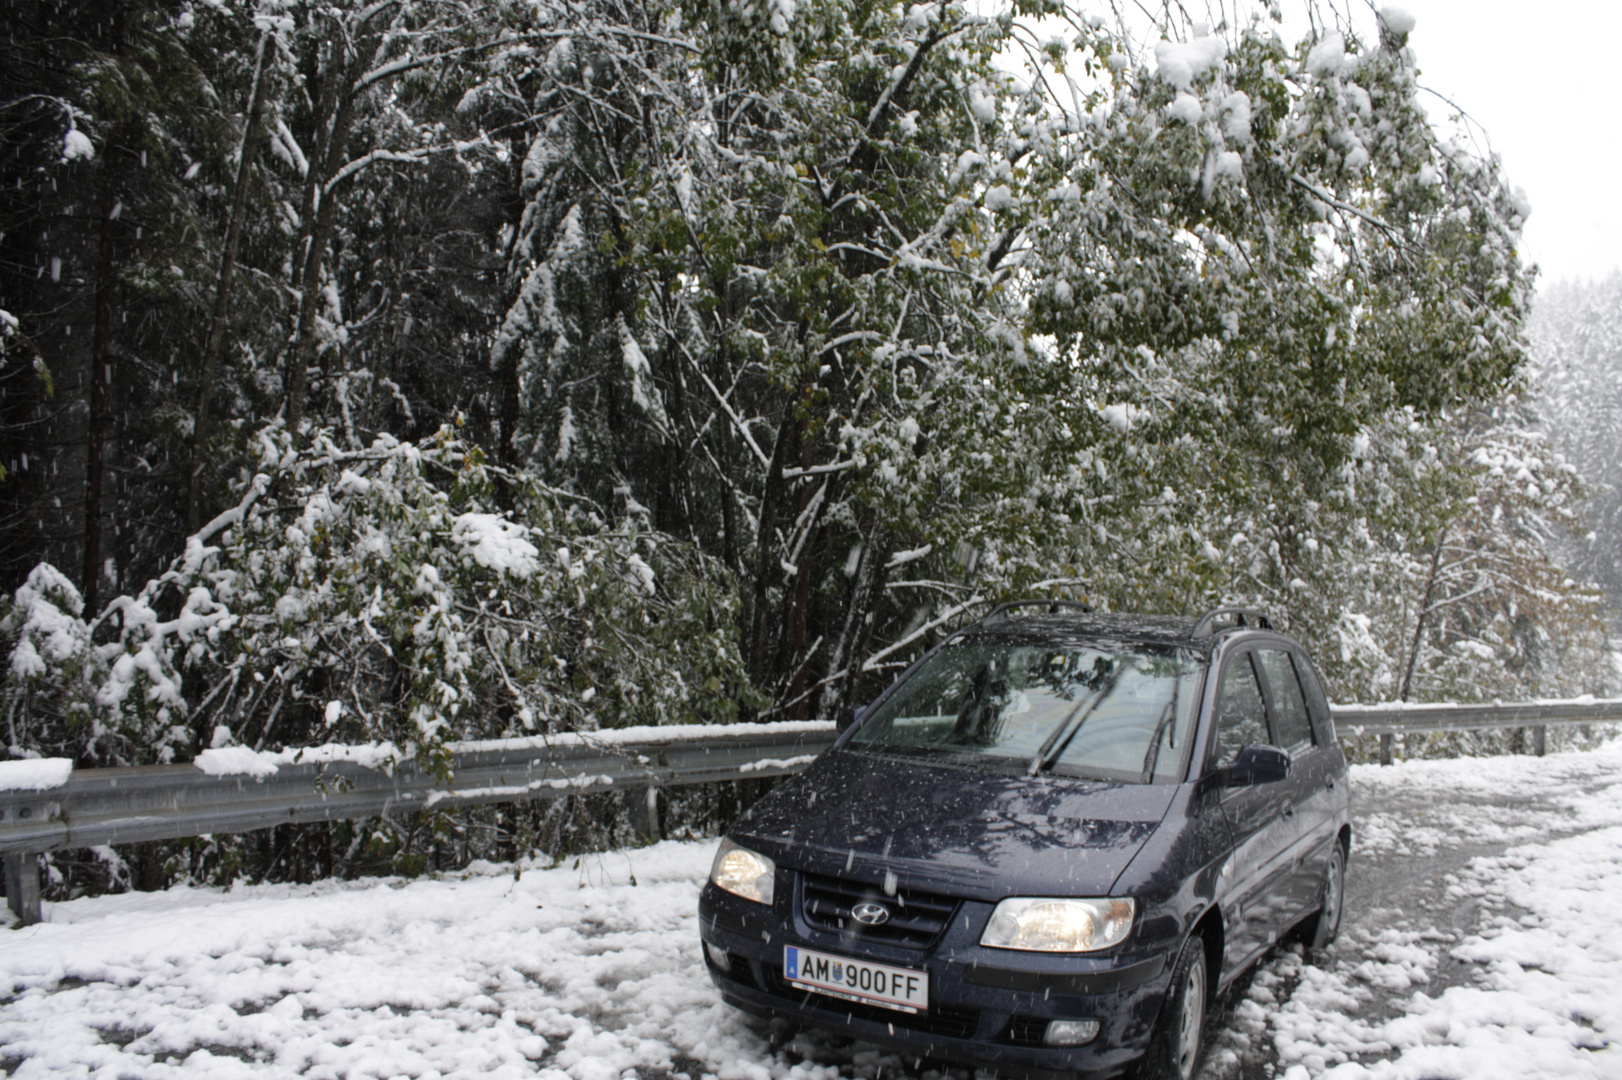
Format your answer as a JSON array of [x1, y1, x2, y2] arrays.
[[1138, 933, 1208, 1080], [1305, 840, 1346, 953]]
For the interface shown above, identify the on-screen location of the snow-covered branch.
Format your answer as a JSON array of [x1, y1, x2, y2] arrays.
[[324, 148, 430, 194]]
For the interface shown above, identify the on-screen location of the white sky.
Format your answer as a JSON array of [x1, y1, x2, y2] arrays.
[[1396, 0, 1622, 288]]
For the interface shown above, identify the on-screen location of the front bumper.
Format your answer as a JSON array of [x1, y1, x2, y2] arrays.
[[698, 881, 1177, 1079]]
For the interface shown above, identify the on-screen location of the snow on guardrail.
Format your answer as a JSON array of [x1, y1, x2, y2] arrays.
[[187, 720, 835, 777], [0, 758, 73, 792]]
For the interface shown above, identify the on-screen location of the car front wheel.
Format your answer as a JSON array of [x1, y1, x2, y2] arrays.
[[1306, 841, 1346, 953], [1139, 934, 1207, 1080]]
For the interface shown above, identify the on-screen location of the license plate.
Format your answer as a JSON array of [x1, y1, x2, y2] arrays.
[[783, 945, 929, 1013]]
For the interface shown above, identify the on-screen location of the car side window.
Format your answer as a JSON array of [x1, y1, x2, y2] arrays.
[[1257, 649, 1313, 753], [1214, 652, 1268, 765], [1292, 654, 1337, 745]]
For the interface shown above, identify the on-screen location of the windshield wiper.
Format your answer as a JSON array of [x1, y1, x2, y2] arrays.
[[1027, 662, 1124, 775], [1139, 685, 1180, 783]]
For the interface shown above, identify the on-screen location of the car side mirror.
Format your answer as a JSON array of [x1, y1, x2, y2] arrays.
[[1223, 744, 1290, 786], [836, 705, 867, 733]]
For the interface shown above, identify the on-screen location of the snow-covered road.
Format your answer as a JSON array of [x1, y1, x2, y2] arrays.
[[4, 741, 1621, 1080]]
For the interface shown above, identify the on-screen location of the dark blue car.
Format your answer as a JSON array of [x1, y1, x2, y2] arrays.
[[698, 604, 1351, 1080]]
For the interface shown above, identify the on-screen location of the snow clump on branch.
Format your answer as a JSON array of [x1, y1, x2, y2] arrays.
[[1153, 34, 1228, 91]]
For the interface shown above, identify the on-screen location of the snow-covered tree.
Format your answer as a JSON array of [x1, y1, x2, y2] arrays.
[[481, 0, 1554, 717], [1301, 407, 1602, 702], [1531, 273, 1622, 628], [2, 422, 756, 767], [3, 0, 1599, 781]]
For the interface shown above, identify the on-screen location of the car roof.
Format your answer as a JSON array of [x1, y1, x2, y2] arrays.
[[962, 611, 1210, 650], [956, 606, 1291, 653]]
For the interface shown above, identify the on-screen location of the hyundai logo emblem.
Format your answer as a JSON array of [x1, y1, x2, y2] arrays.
[[851, 901, 891, 926]]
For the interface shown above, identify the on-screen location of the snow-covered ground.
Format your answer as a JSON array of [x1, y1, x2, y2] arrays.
[[3, 741, 1621, 1080]]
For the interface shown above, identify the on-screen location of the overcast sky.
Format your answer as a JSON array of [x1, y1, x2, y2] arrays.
[[1396, 0, 1622, 288]]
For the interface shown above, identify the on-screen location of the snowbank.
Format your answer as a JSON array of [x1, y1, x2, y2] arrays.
[[0, 840, 777, 1080]]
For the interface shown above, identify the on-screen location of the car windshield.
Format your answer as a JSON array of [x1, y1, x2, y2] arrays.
[[849, 637, 1204, 783]]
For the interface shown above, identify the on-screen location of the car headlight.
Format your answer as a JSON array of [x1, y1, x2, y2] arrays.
[[980, 897, 1135, 952], [709, 838, 775, 905]]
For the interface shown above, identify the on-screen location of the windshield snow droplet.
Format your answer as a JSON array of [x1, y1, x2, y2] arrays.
[[849, 638, 1204, 784]]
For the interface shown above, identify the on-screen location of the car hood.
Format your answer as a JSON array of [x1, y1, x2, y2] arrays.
[[730, 747, 1175, 901]]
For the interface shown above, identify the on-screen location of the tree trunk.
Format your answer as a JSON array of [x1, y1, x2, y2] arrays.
[[284, 46, 362, 445], [747, 414, 794, 686], [82, 134, 118, 614], [284, 179, 344, 442], [496, 327, 521, 471], [187, 31, 270, 534], [842, 528, 892, 708], [658, 315, 692, 539], [1399, 531, 1448, 704], [820, 519, 887, 716]]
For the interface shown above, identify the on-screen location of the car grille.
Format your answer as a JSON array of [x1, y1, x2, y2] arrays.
[[798, 871, 960, 949], [1005, 1016, 1049, 1046], [764, 964, 980, 1039]]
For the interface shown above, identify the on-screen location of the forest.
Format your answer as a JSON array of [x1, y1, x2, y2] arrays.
[[1, 0, 1615, 882]]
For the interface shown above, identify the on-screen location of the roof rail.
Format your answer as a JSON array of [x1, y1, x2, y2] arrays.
[[984, 599, 1094, 622], [1192, 606, 1273, 638]]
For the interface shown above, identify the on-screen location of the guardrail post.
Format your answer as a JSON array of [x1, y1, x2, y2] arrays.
[[633, 783, 660, 843], [1379, 732, 1393, 766], [1533, 725, 1547, 757], [4, 852, 42, 926]]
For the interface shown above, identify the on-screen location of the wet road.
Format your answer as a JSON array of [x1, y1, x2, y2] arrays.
[[1203, 747, 1622, 1079]]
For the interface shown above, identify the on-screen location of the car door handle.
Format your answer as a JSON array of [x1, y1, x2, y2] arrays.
[[1282, 806, 1295, 819]]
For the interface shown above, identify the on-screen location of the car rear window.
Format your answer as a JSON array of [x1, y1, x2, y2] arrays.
[[848, 638, 1205, 783]]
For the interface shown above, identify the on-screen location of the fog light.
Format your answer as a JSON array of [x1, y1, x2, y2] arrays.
[[705, 942, 732, 972], [1043, 1019, 1100, 1046]]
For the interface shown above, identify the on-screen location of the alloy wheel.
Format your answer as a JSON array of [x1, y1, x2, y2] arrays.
[[1175, 949, 1206, 1079]]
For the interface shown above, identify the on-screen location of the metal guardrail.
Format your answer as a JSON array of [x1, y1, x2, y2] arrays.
[[1330, 699, 1622, 736], [5, 699, 1621, 926], [1332, 699, 1622, 765], [2, 727, 836, 927], [0, 729, 837, 857]]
